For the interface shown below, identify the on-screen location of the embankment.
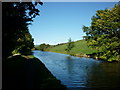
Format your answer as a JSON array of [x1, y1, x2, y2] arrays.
[[3, 55, 66, 90]]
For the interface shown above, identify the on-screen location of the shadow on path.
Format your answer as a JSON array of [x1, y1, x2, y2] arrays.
[[3, 55, 66, 90]]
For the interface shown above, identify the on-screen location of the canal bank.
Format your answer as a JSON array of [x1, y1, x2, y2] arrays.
[[3, 55, 66, 90]]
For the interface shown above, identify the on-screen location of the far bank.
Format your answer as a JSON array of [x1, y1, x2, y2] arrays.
[[35, 40, 120, 62]]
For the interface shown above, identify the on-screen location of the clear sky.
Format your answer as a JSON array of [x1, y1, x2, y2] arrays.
[[28, 2, 118, 45]]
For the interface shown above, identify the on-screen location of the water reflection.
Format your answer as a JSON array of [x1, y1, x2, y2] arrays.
[[33, 50, 120, 89], [66, 56, 73, 60], [65, 56, 74, 75]]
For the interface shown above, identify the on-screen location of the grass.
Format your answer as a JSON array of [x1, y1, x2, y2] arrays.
[[48, 40, 97, 55], [3, 55, 66, 89]]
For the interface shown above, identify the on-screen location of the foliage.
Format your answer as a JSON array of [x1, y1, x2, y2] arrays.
[[65, 38, 75, 53], [83, 2, 120, 61], [37, 43, 51, 51], [12, 30, 34, 55], [2, 1, 43, 58]]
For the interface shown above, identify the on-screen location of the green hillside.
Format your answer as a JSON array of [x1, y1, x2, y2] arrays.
[[48, 40, 97, 56]]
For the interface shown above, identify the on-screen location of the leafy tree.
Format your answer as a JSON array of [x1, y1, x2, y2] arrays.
[[38, 43, 50, 51], [12, 30, 34, 55], [2, 1, 43, 58], [83, 2, 120, 61], [65, 38, 75, 53]]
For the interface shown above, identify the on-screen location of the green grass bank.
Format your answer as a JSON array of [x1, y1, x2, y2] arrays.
[[47, 40, 97, 58]]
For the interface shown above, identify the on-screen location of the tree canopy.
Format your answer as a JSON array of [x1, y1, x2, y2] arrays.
[[2, 1, 43, 58], [83, 2, 120, 61]]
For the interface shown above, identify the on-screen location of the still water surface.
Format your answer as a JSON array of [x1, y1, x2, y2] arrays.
[[33, 50, 120, 89]]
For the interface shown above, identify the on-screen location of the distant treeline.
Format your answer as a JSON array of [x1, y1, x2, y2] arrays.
[[35, 43, 51, 51]]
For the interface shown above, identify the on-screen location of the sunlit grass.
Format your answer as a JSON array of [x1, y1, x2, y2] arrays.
[[48, 40, 97, 55]]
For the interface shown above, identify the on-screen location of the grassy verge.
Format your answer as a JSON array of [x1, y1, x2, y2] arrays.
[[48, 40, 97, 58], [3, 55, 66, 90]]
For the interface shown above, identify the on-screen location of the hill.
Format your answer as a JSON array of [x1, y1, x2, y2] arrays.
[[47, 40, 97, 57]]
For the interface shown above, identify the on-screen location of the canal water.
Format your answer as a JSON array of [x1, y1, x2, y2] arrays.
[[33, 50, 120, 89]]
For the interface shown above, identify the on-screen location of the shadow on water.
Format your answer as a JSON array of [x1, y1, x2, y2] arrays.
[[85, 62, 120, 88]]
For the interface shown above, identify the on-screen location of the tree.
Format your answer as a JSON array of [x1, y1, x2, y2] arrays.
[[38, 43, 50, 51], [12, 30, 34, 55], [2, 1, 43, 58], [65, 38, 75, 53], [83, 2, 120, 61]]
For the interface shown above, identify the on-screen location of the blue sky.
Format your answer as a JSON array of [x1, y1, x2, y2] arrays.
[[28, 2, 118, 45]]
